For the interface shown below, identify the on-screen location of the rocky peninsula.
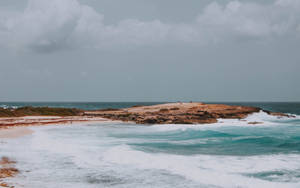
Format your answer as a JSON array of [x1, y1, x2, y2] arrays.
[[84, 102, 292, 124], [0, 103, 292, 128]]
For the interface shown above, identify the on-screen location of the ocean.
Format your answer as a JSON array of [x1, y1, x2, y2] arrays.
[[1, 102, 300, 188]]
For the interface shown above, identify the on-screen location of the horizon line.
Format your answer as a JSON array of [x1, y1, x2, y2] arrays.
[[1, 101, 300, 103]]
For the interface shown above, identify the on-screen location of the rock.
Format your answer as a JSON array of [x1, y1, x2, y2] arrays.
[[248, 121, 263, 125], [263, 110, 296, 118], [0, 168, 19, 179], [0, 157, 19, 188], [142, 118, 158, 124], [84, 102, 263, 125]]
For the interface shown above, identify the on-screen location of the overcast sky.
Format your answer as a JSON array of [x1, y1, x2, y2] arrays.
[[0, 0, 299, 102]]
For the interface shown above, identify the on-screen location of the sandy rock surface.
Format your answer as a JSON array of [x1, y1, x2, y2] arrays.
[[85, 102, 263, 124]]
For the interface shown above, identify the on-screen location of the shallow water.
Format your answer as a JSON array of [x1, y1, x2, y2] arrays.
[[0, 110, 300, 188]]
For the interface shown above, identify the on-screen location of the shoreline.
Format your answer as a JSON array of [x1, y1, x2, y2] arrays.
[[0, 116, 117, 139], [0, 127, 34, 139], [0, 116, 112, 128], [0, 102, 294, 141], [0, 117, 117, 187], [0, 115, 118, 139], [0, 103, 298, 188], [0, 102, 293, 130]]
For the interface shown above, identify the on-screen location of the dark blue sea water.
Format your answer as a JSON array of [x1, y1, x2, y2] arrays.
[[0, 102, 164, 110], [1, 102, 300, 187]]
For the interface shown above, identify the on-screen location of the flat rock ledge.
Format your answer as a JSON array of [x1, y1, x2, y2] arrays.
[[84, 102, 287, 125]]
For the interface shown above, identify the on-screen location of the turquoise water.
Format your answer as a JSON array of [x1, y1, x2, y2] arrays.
[[1, 102, 300, 187]]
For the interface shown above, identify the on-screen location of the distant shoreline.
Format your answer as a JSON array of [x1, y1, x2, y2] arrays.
[[0, 116, 114, 133], [0, 102, 293, 128]]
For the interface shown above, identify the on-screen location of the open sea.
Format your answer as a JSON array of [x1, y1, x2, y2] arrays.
[[1, 102, 300, 188]]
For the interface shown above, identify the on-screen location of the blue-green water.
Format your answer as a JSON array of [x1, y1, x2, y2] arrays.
[[1, 102, 300, 187]]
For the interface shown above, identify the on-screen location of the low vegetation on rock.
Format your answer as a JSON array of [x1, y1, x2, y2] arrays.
[[0, 107, 82, 117]]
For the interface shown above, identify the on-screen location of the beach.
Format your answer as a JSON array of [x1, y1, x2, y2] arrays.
[[0, 102, 300, 188], [0, 115, 115, 139], [0, 126, 30, 187], [0, 127, 34, 139], [0, 115, 114, 187]]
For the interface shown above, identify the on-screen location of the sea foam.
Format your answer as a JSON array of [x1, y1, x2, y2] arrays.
[[103, 145, 300, 188], [1, 111, 300, 188]]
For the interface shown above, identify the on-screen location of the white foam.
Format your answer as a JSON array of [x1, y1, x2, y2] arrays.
[[245, 111, 297, 122], [103, 145, 300, 188], [2, 118, 300, 188], [146, 111, 300, 132], [0, 104, 18, 109], [30, 126, 107, 169]]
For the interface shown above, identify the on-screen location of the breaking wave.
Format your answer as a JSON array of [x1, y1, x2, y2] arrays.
[[1, 111, 300, 188]]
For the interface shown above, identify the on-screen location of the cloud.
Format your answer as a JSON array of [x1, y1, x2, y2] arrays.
[[3, 0, 82, 52], [0, 0, 299, 52], [196, 0, 300, 39]]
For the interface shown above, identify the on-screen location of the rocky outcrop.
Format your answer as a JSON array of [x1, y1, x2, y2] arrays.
[[84, 103, 262, 124], [0, 103, 293, 126], [263, 110, 296, 118], [0, 157, 19, 188]]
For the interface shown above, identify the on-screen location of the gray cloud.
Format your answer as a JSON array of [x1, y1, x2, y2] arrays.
[[0, 0, 300, 53], [197, 0, 300, 38]]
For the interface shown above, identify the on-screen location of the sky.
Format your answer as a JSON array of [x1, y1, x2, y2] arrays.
[[0, 0, 299, 102]]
